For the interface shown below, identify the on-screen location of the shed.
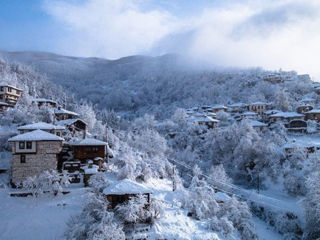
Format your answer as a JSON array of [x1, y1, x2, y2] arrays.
[[103, 179, 151, 208]]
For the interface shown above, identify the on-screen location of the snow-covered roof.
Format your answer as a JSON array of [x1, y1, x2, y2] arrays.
[[250, 120, 267, 127], [54, 108, 79, 116], [242, 111, 257, 116], [0, 101, 10, 106], [57, 118, 87, 126], [301, 97, 315, 102], [270, 112, 304, 118], [81, 165, 99, 174], [32, 98, 57, 104], [306, 109, 320, 114], [17, 122, 65, 131], [206, 112, 217, 117], [103, 179, 151, 195], [8, 129, 64, 142], [228, 102, 245, 107], [251, 101, 266, 105], [211, 104, 227, 109], [69, 138, 107, 146], [265, 110, 281, 115], [0, 83, 23, 91], [194, 116, 219, 123]]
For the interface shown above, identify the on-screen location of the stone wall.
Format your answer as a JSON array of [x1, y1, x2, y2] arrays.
[[11, 141, 62, 184]]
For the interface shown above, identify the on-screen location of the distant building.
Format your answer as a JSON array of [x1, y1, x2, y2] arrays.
[[248, 120, 267, 131], [0, 83, 23, 106], [227, 103, 247, 113], [296, 105, 313, 114], [241, 111, 258, 120], [269, 112, 304, 124], [192, 115, 219, 129], [54, 107, 79, 121], [248, 102, 268, 115], [287, 120, 307, 133], [8, 130, 63, 185], [301, 97, 315, 106], [305, 109, 320, 121], [263, 74, 283, 83], [32, 98, 58, 108], [17, 122, 65, 137], [209, 105, 228, 113]]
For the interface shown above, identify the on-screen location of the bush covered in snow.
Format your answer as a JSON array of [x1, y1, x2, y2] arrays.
[[65, 192, 125, 240], [22, 170, 69, 197]]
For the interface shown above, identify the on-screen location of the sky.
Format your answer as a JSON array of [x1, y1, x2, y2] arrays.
[[1, 0, 320, 77]]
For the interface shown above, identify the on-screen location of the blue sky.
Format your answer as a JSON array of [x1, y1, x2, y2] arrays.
[[1, 0, 320, 76]]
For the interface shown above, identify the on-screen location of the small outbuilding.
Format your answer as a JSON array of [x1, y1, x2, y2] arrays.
[[103, 179, 151, 209]]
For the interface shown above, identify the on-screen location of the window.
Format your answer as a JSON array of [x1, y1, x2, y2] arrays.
[[26, 142, 32, 149], [93, 147, 99, 153], [20, 155, 26, 163], [56, 132, 61, 136], [0, 87, 3, 91], [8, 87, 12, 92], [19, 141, 25, 149]]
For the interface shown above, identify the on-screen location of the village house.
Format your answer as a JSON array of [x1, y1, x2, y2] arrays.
[[296, 105, 313, 114], [193, 115, 219, 129], [103, 179, 151, 209], [248, 102, 268, 115], [8, 129, 63, 185], [241, 111, 258, 120], [57, 118, 87, 138], [263, 109, 281, 121], [301, 97, 315, 106], [0, 101, 10, 112], [305, 109, 320, 121], [249, 120, 267, 131], [32, 98, 58, 108], [17, 122, 65, 137], [0, 83, 23, 106], [69, 137, 111, 165], [287, 120, 307, 133], [54, 107, 79, 121], [263, 74, 283, 83], [269, 112, 304, 124], [227, 103, 247, 113], [210, 104, 228, 113]]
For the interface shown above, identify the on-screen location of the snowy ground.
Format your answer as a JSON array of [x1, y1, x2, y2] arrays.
[[0, 187, 89, 240]]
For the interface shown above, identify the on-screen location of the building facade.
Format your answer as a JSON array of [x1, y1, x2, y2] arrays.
[[0, 83, 23, 106]]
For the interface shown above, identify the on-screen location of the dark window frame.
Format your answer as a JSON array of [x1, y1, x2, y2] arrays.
[[19, 141, 25, 149], [20, 154, 26, 163], [26, 141, 32, 149]]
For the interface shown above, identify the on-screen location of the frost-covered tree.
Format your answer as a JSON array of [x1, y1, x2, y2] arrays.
[[22, 170, 69, 197]]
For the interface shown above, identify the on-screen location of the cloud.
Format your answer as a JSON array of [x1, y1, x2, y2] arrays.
[[44, 0, 320, 77]]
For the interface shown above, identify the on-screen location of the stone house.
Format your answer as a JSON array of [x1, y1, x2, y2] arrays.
[[8, 129, 63, 185], [0, 83, 23, 106], [248, 102, 268, 115], [17, 122, 65, 137], [194, 116, 219, 129]]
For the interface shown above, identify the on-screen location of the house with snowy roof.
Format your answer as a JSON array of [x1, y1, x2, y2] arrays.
[[8, 129, 63, 185], [209, 104, 228, 113], [69, 137, 113, 165], [296, 104, 313, 114], [17, 122, 65, 137], [32, 98, 58, 108], [248, 120, 267, 131], [0, 101, 10, 112], [103, 179, 151, 209], [227, 103, 247, 113], [305, 109, 320, 122], [241, 111, 258, 120], [54, 107, 79, 121], [0, 83, 23, 106], [192, 116, 219, 129], [57, 118, 87, 138], [269, 112, 304, 124], [301, 97, 315, 106], [248, 102, 268, 115]]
